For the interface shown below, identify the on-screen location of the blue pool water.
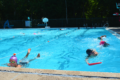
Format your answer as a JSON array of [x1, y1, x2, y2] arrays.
[[0, 28, 120, 73]]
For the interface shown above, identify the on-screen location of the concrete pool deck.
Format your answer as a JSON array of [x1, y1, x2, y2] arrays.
[[0, 27, 120, 80], [0, 67, 120, 80]]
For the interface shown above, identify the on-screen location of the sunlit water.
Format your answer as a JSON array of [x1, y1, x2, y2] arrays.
[[0, 28, 120, 73]]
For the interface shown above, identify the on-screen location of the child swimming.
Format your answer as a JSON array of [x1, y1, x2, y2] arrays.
[[98, 35, 106, 40], [7, 49, 40, 68], [85, 49, 98, 64]]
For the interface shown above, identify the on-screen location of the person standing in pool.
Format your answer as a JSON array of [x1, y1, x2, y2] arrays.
[[85, 49, 98, 64], [7, 48, 40, 68], [98, 35, 106, 40]]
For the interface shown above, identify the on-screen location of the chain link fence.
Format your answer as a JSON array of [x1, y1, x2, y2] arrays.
[[0, 17, 120, 28]]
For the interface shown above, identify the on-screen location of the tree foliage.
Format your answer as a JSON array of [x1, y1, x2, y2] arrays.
[[0, 0, 120, 20]]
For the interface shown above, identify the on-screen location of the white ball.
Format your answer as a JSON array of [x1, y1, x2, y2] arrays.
[[42, 18, 48, 23]]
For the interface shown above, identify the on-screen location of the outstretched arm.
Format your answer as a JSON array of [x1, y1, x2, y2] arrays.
[[85, 58, 89, 64]]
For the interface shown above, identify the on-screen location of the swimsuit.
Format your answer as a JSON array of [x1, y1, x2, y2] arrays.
[[19, 58, 29, 67], [100, 41, 105, 45], [103, 43, 109, 47], [100, 41, 109, 47]]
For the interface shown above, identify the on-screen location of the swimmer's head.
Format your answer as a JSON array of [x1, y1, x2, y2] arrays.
[[86, 49, 92, 57], [9, 53, 17, 63]]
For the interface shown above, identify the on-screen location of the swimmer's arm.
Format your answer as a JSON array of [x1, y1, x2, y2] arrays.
[[17, 65, 22, 68], [7, 63, 11, 66], [85, 58, 89, 64]]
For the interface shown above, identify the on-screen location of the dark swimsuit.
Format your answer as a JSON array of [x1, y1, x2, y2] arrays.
[[19, 58, 29, 67], [103, 42, 109, 47]]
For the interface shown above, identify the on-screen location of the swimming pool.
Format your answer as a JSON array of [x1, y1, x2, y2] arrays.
[[0, 28, 120, 73]]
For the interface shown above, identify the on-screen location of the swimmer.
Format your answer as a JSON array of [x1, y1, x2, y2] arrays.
[[98, 35, 106, 40], [99, 39, 109, 47], [85, 49, 98, 64], [60, 28, 64, 30], [22, 33, 25, 35], [20, 32, 25, 35], [6, 49, 40, 68], [33, 33, 36, 35]]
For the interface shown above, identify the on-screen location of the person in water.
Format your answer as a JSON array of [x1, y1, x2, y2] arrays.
[[85, 49, 98, 64], [99, 39, 109, 47], [98, 35, 106, 40], [7, 48, 40, 68], [60, 28, 64, 30]]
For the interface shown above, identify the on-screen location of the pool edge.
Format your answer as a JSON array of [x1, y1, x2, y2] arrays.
[[0, 67, 120, 79]]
